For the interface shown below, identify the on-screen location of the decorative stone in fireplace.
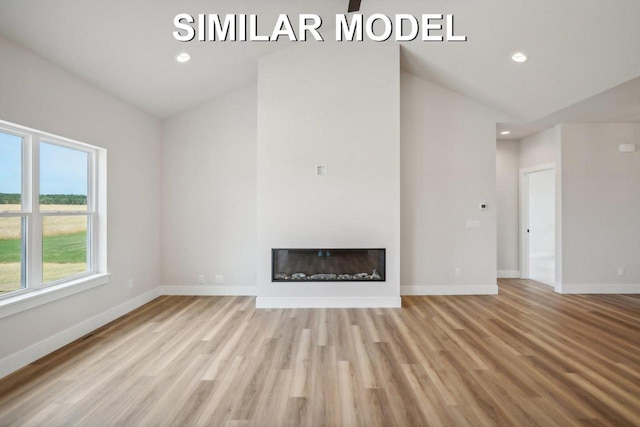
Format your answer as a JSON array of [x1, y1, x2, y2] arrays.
[[272, 248, 385, 282]]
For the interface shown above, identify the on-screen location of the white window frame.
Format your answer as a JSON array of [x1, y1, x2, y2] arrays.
[[0, 119, 108, 318]]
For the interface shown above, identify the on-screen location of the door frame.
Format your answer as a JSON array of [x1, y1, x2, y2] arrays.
[[519, 163, 555, 284]]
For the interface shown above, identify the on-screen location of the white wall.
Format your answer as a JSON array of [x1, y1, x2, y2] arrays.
[[161, 86, 257, 291], [401, 73, 508, 294], [560, 123, 640, 292], [519, 127, 558, 169], [256, 41, 400, 307], [0, 37, 162, 363], [496, 140, 520, 276]]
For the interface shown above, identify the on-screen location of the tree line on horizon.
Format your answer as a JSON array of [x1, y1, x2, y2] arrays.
[[0, 193, 87, 205]]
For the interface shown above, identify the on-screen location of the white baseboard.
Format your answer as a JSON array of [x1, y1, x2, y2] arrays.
[[256, 296, 401, 309], [557, 283, 640, 294], [161, 285, 257, 296], [0, 287, 160, 380], [497, 270, 521, 279], [401, 284, 499, 296]]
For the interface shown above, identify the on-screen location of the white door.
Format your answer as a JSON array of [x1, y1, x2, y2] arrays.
[[522, 167, 555, 286]]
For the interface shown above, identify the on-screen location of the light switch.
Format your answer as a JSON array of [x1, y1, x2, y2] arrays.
[[619, 144, 636, 153]]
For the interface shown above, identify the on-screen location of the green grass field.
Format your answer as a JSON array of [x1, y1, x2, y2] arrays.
[[0, 232, 86, 263], [0, 232, 87, 292], [0, 237, 21, 262], [42, 232, 88, 263]]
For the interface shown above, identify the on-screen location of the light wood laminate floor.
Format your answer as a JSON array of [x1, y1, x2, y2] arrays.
[[0, 279, 639, 426]]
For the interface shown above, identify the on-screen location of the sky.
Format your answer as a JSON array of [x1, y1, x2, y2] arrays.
[[0, 132, 88, 195]]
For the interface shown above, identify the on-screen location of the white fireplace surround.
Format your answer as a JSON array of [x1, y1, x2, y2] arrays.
[[255, 41, 401, 308]]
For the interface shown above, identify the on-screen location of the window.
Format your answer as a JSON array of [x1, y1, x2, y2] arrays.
[[0, 120, 106, 304], [0, 130, 25, 295]]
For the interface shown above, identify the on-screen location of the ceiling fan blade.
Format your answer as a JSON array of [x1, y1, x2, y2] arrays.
[[348, 0, 362, 12]]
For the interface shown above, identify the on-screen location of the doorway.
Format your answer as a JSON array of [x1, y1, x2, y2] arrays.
[[520, 164, 555, 286]]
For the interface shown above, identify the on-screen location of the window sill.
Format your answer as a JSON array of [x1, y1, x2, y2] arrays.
[[0, 273, 110, 320]]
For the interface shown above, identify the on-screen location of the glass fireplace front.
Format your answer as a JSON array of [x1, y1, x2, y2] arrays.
[[271, 248, 385, 282]]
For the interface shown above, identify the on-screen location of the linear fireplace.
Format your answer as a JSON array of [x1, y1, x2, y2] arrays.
[[271, 248, 385, 282]]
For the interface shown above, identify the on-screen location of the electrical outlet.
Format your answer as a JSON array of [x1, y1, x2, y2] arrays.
[[618, 267, 625, 277], [215, 275, 224, 284], [466, 220, 481, 230], [455, 267, 462, 277], [128, 279, 133, 289], [198, 274, 205, 283]]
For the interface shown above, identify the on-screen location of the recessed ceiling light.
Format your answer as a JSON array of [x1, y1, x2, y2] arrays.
[[176, 52, 191, 63], [511, 52, 528, 63], [500, 131, 511, 135]]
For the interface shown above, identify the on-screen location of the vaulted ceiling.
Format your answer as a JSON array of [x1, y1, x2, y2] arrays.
[[1, 0, 639, 133]]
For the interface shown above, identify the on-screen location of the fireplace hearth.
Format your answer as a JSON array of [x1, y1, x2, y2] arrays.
[[272, 248, 385, 282]]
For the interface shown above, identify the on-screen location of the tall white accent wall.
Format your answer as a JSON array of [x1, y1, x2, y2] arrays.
[[0, 36, 162, 374], [256, 42, 401, 308], [560, 123, 640, 293], [401, 73, 508, 295]]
